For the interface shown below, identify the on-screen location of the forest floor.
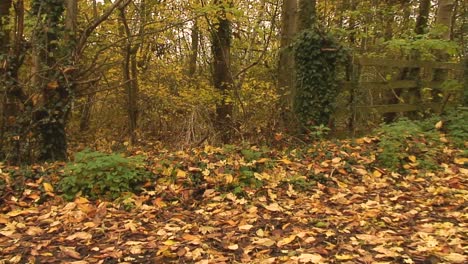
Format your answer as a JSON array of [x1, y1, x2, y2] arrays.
[[0, 137, 467, 264]]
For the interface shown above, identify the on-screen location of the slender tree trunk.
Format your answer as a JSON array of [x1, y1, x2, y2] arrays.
[[189, 20, 199, 76], [436, 0, 455, 40], [433, 0, 455, 83], [277, 0, 297, 129], [212, 0, 234, 143], [0, 0, 13, 160], [415, 0, 431, 35], [383, 0, 396, 41], [119, 7, 140, 145], [297, 0, 316, 31], [348, 0, 357, 45]]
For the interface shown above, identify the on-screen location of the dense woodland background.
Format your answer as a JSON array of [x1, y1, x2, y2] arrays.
[[0, 0, 466, 164]]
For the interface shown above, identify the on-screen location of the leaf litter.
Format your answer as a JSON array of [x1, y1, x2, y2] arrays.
[[0, 138, 466, 263]]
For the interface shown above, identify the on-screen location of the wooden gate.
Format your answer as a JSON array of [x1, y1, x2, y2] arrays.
[[334, 57, 465, 134]]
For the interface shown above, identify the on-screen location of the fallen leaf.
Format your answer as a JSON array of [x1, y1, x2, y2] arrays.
[[60, 246, 81, 259], [43, 182, 54, 192], [441, 253, 466, 263], [277, 234, 296, 247], [66, 232, 92, 241], [239, 224, 253, 231], [264, 203, 282, 212], [295, 253, 324, 263], [25, 226, 44, 236], [253, 238, 275, 247], [227, 244, 238, 250]]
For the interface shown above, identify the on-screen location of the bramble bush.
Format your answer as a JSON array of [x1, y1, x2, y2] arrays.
[[59, 150, 151, 200]]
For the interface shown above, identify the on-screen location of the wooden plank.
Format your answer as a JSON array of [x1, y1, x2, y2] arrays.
[[355, 103, 440, 113], [357, 57, 464, 70], [360, 80, 418, 90]]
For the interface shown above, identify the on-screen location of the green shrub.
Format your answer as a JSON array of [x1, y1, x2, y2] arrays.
[[376, 118, 440, 170], [59, 150, 150, 200], [444, 107, 468, 149]]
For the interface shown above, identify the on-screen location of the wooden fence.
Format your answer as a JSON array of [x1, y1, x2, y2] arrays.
[[335, 57, 465, 133]]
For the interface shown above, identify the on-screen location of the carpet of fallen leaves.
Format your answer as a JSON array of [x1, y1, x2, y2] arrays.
[[0, 137, 467, 264]]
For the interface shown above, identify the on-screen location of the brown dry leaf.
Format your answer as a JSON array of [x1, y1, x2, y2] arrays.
[[47, 81, 59, 90], [25, 226, 44, 236], [441, 253, 466, 263], [277, 234, 296, 247], [239, 224, 254, 231], [66, 232, 92, 241], [264, 203, 282, 212], [253, 238, 275, 247], [294, 253, 324, 263], [60, 246, 82, 259]]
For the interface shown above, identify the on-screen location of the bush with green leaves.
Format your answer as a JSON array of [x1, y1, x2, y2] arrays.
[[59, 150, 150, 200], [444, 107, 468, 149], [376, 118, 440, 170]]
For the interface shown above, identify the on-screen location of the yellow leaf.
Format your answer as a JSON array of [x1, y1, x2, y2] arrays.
[[43, 182, 54, 193], [163, 239, 177, 246], [277, 234, 296, 247], [454, 157, 468, 165], [435, 120, 443, 129], [408, 155, 417, 163], [176, 169, 186, 178], [372, 170, 382, 177], [335, 254, 355, 260]]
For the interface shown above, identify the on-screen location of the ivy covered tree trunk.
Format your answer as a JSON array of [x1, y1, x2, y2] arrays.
[[212, 0, 234, 143], [31, 0, 70, 162]]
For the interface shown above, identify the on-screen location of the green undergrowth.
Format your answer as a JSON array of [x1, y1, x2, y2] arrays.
[[375, 108, 467, 171], [2, 109, 465, 202], [59, 150, 151, 200]]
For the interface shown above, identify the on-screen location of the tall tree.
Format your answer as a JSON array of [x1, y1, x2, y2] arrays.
[[277, 0, 297, 127], [297, 0, 316, 31], [211, 0, 234, 143], [436, 0, 455, 40], [415, 0, 431, 35], [0, 0, 13, 160]]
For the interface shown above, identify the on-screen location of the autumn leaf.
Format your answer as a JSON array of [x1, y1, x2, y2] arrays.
[[60, 246, 81, 259], [253, 238, 275, 247], [277, 234, 296, 247]]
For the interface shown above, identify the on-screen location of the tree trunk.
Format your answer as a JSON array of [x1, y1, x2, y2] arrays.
[[436, 0, 455, 40], [119, 7, 140, 145], [212, 0, 234, 143], [297, 0, 316, 31], [415, 0, 431, 35], [32, 0, 69, 162], [277, 0, 297, 129], [0, 0, 13, 160], [433, 0, 455, 83], [188, 20, 199, 76]]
